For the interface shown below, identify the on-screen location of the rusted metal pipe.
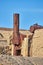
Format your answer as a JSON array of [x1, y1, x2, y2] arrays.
[[13, 14, 20, 55]]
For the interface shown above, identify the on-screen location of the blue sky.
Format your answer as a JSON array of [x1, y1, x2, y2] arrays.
[[0, 0, 43, 30]]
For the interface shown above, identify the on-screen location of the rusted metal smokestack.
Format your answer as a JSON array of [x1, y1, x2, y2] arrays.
[[13, 14, 20, 45], [13, 14, 20, 55]]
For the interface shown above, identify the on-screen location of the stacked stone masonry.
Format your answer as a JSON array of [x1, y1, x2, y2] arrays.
[[31, 29, 43, 57]]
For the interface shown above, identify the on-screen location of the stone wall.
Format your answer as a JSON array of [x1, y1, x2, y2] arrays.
[[31, 29, 43, 57]]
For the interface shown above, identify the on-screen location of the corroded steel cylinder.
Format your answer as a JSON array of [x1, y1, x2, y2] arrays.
[[13, 14, 20, 45], [13, 14, 20, 55]]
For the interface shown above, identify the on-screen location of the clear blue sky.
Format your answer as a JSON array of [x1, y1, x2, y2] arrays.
[[0, 0, 43, 30]]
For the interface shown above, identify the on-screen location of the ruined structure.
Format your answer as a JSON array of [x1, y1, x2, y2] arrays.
[[0, 27, 29, 55], [0, 14, 43, 57]]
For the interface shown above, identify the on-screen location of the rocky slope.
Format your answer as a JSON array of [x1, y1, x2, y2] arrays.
[[0, 55, 43, 65]]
